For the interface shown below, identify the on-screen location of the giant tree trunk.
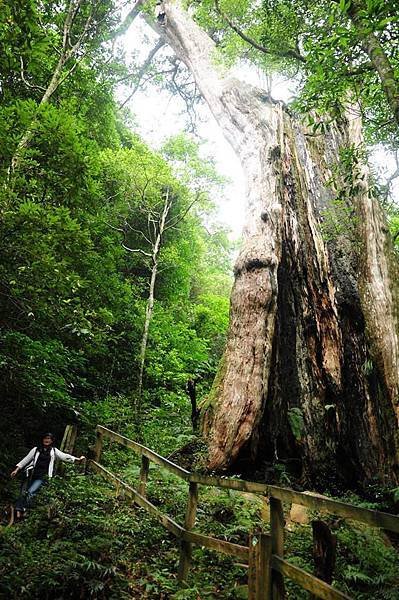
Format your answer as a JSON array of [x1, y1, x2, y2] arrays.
[[157, 0, 399, 489]]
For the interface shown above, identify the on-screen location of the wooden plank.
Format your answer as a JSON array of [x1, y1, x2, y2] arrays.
[[312, 520, 337, 589], [271, 557, 352, 600], [183, 530, 249, 561], [60, 425, 72, 452], [178, 481, 199, 581], [90, 459, 247, 562], [248, 534, 258, 600], [267, 486, 399, 534], [189, 472, 399, 533], [57, 425, 73, 476], [96, 425, 190, 480], [189, 473, 268, 494], [270, 497, 285, 599], [257, 533, 272, 599], [67, 425, 77, 454], [248, 533, 271, 600], [185, 482, 198, 530], [89, 460, 184, 539], [139, 455, 150, 497]]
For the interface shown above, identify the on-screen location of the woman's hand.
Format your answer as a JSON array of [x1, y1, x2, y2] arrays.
[[76, 456, 85, 463], [10, 467, 20, 478]]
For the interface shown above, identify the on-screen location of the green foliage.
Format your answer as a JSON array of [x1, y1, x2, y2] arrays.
[[335, 522, 399, 598], [386, 204, 399, 251], [0, 0, 233, 491], [287, 407, 305, 441], [187, 0, 399, 146]]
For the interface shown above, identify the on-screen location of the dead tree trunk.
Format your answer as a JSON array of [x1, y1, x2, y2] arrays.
[[153, 0, 399, 489], [137, 190, 172, 408]]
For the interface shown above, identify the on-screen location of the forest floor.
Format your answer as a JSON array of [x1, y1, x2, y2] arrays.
[[1, 437, 399, 600]]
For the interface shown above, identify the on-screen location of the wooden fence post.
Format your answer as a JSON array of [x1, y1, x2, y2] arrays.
[[139, 455, 150, 497], [60, 424, 77, 454], [57, 424, 78, 476], [270, 496, 286, 599], [311, 519, 337, 599], [93, 428, 104, 462], [248, 533, 272, 600], [178, 481, 198, 582], [60, 425, 72, 453]]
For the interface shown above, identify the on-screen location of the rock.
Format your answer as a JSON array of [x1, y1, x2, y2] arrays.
[[290, 503, 310, 525]]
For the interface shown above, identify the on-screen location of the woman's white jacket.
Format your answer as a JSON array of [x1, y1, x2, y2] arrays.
[[17, 447, 77, 478]]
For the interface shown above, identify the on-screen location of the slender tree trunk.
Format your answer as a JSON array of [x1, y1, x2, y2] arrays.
[[136, 192, 172, 415], [10, 56, 68, 176], [157, 0, 399, 489]]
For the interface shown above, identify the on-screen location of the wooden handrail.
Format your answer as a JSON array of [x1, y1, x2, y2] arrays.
[[184, 530, 249, 561], [96, 425, 190, 480], [96, 425, 399, 533], [271, 556, 351, 600], [92, 424, 399, 599], [89, 459, 248, 559], [266, 485, 399, 533], [90, 459, 184, 538]]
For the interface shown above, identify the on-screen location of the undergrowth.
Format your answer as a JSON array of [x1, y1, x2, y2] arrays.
[[1, 394, 398, 599]]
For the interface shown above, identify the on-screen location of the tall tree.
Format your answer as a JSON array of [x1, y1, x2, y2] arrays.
[[129, 0, 399, 489], [4, 0, 119, 177]]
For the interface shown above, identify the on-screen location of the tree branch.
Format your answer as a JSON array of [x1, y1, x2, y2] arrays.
[[110, 0, 148, 39], [122, 244, 152, 256], [165, 194, 201, 230], [119, 38, 165, 108], [214, 0, 306, 64], [19, 56, 46, 92]]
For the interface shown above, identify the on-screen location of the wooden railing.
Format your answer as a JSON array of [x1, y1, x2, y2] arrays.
[[90, 425, 399, 600]]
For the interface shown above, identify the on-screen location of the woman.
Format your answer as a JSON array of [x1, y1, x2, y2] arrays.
[[10, 432, 85, 519]]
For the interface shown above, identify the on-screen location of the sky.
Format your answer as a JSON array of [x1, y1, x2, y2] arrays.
[[119, 16, 399, 240]]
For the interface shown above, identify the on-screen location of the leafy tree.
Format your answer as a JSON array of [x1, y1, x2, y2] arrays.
[[190, 0, 399, 146]]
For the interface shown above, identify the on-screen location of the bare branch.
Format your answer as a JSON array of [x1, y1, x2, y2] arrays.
[[105, 221, 125, 234], [122, 244, 152, 256], [119, 38, 165, 108], [165, 195, 201, 230], [56, 53, 85, 89], [386, 150, 399, 191], [124, 222, 153, 246], [19, 56, 46, 92]]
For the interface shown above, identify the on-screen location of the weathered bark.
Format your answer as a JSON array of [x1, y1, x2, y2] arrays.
[[158, 0, 286, 468], [156, 0, 399, 489]]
